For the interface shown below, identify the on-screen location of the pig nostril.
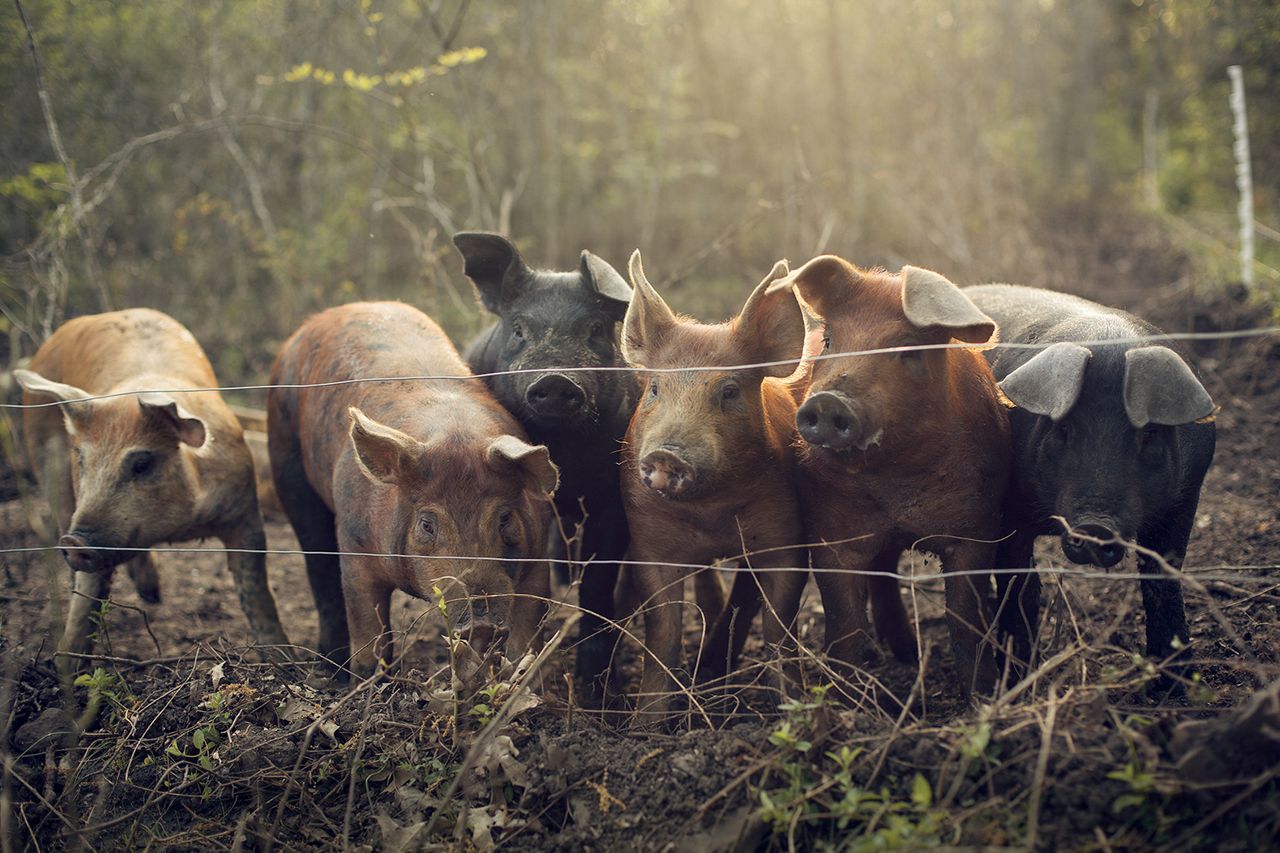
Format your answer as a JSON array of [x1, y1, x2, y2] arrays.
[[801, 411, 818, 428], [833, 415, 849, 433]]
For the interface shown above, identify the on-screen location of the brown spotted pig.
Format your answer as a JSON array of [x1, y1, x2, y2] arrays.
[[620, 251, 809, 720], [267, 302, 557, 676], [784, 256, 1010, 696], [15, 308, 291, 666]]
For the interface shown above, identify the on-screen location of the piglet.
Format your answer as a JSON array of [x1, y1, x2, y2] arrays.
[[785, 256, 1010, 696], [268, 302, 557, 676], [16, 308, 291, 666], [620, 251, 808, 721], [965, 284, 1215, 672]]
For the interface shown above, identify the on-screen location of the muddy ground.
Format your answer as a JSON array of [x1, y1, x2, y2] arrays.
[[1, 270, 1278, 850]]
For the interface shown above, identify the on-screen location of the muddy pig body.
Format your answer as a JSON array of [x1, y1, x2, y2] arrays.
[[785, 256, 1010, 696], [620, 251, 809, 722], [454, 232, 636, 705], [15, 308, 290, 665], [268, 302, 557, 676], [965, 284, 1216, 670]]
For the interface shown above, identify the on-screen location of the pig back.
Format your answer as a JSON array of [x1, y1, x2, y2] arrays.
[[270, 301, 515, 508], [24, 308, 239, 452], [964, 284, 1169, 380]]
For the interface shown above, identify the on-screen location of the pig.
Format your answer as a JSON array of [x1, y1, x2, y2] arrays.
[[267, 302, 558, 676], [14, 308, 291, 666], [784, 256, 1010, 696], [964, 284, 1216, 672], [619, 250, 809, 721], [454, 232, 635, 706]]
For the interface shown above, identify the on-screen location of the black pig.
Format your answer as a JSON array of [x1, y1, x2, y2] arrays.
[[965, 284, 1216, 672], [454, 232, 636, 705]]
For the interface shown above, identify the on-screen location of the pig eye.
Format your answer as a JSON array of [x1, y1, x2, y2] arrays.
[[498, 508, 519, 544], [587, 321, 605, 338], [721, 383, 740, 402], [416, 512, 438, 543], [821, 332, 831, 353], [1139, 426, 1162, 447], [125, 450, 157, 479], [510, 323, 525, 342], [648, 379, 659, 398]]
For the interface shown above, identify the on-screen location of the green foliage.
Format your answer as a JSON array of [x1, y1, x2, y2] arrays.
[[757, 686, 945, 850]]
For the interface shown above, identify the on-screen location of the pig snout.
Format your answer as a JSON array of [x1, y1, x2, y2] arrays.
[[525, 373, 586, 420], [797, 391, 879, 451], [639, 446, 694, 496], [58, 531, 111, 574], [1061, 520, 1127, 568]]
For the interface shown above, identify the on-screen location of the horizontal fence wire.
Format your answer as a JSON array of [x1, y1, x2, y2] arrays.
[[2, 327, 1275, 585], [3, 543, 1277, 585], [2, 326, 1278, 409]]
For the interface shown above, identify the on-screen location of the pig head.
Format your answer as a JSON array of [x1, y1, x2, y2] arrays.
[[998, 341, 1215, 566], [15, 369, 210, 572], [346, 406, 558, 646]]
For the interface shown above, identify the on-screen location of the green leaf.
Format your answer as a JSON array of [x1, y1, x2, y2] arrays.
[[910, 773, 933, 808]]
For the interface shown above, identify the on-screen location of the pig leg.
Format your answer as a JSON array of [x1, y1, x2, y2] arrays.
[[126, 552, 161, 604], [693, 568, 727, 625], [868, 550, 917, 664], [574, 509, 627, 707], [941, 542, 999, 697], [756, 555, 809, 695], [699, 566, 764, 681], [1137, 497, 1197, 664], [632, 560, 687, 723], [219, 517, 292, 655], [273, 450, 348, 665], [993, 529, 1040, 676], [813, 542, 878, 670], [343, 569, 394, 677], [59, 568, 115, 665]]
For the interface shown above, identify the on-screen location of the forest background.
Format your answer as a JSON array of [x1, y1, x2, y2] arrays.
[[1, 0, 1278, 387]]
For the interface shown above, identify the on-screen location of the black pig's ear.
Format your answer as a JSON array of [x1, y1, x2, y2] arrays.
[[901, 266, 997, 346], [580, 251, 632, 318], [452, 231, 530, 313], [1123, 346, 1214, 427], [999, 342, 1091, 421]]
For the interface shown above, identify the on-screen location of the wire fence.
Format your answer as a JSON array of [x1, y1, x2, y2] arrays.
[[1, 324, 1276, 586], [3, 326, 1278, 410]]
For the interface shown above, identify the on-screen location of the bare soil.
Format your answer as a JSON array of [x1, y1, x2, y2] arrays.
[[2, 271, 1278, 850]]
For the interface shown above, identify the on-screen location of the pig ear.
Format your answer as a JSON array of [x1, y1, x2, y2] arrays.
[[138, 393, 207, 448], [999, 343, 1091, 421], [486, 435, 559, 497], [621, 250, 678, 367], [786, 255, 858, 319], [452, 231, 530, 313], [348, 407, 422, 485], [580, 251, 632, 318], [13, 369, 95, 432], [901, 266, 997, 345], [1123, 347, 1215, 428], [734, 260, 805, 377]]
